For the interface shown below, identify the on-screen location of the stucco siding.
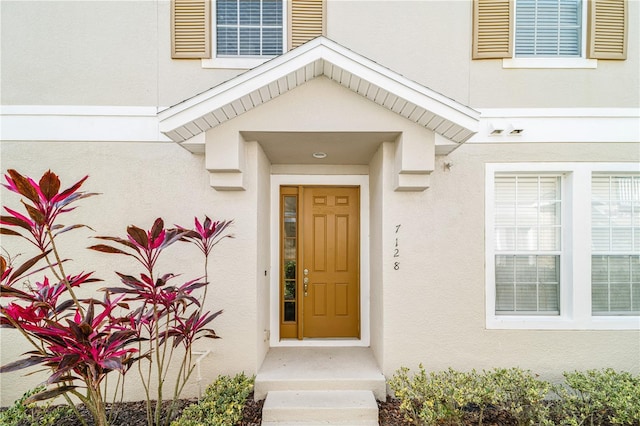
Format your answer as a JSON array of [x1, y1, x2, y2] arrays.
[[0, 140, 260, 405], [1, 0, 638, 409], [2, 1, 637, 109], [1, 1, 160, 106], [381, 141, 640, 381]]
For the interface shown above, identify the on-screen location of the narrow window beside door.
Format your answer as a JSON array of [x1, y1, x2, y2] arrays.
[[280, 187, 298, 338]]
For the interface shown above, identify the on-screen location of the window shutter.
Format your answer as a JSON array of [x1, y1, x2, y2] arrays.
[[473, 0, 513, 59], [588, 0, 627, 59], [171, 0, 211, 59], [290, 0, 325, 49]]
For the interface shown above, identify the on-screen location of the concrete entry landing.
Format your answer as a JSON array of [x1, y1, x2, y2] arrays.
[[255, 347, 386, 400], [256, 347, 385, 425]]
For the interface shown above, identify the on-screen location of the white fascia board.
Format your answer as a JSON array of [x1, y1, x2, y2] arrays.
[[158, 41, 325, 131], [319, 43, 480, 130], [159, 37, 480, 136], [158, 40, 331, 130]]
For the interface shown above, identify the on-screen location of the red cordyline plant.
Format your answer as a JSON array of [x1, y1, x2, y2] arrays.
[[0, 169, 232, 426], [90, 216, 232, 426]]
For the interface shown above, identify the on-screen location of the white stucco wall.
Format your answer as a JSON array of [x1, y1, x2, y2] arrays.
[[1, 0, 638, 407], [379, 141, 640, 382], [2, 0, 637, 109], [0, 141, 261, 405], [368, 143, 386, 369]]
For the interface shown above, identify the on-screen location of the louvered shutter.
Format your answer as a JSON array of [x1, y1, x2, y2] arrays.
[[588, 0, 627, 59], [290, 0, 325, 49], [472, 0, 513, 59], [171, 0, 211, 59]]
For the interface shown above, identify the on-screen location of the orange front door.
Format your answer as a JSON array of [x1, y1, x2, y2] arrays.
[[301, 186, 360, 338]]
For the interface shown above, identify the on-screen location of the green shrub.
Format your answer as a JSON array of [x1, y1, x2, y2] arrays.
[[487, 368, 552, 426], [171, 372, 254, 426], [553, 368, 640, 426], [389, 366, 553, 426], [389, 365, 499, 425], [390, 366, 640, 426], [0, 386, 73, 426]]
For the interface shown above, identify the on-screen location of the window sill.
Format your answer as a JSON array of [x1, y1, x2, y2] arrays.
[[502, 58, 598, 69], [201, 56, 276, 69], [486, 315, 640, 330]]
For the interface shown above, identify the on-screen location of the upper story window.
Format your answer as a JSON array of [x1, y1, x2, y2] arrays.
[[171, 0, 325, 68], [472, 0, 627, 66], [514, 0, 583, 57], [215, 0, 284, 57]]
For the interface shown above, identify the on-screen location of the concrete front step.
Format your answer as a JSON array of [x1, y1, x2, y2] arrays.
[[261, 390, 378, 426], [255, 347, 386, 400]]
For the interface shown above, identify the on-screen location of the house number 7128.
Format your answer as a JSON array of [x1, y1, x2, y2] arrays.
[[394, 224, 401, 270]]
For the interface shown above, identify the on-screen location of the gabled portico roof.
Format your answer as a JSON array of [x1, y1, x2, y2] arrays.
[[158, 37, 479, 145]]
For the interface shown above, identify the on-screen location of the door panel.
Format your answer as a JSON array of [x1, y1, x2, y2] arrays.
[[302, 186, 360, 338]]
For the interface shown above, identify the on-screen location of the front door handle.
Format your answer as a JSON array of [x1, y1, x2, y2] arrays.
[[303, 269, 309, 296]]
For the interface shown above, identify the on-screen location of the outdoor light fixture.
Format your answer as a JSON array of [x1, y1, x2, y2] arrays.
[[506, 124, 525, 135], [488, 122, 525, 136], [312, 152, 327, 159], [488, 123, 505, 135]]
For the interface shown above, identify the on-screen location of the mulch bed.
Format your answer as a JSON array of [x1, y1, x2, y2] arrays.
[[377, 396, 517, 425], [7, 395, 615, 425], [3, 396, 521, 426]]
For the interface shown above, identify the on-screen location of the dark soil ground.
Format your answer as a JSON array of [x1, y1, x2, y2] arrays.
[[5, 395, 623, 425], [3, 395, 534, 425]]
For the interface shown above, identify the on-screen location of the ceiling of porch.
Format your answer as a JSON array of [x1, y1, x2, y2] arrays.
[[242, 131, 400, 165]]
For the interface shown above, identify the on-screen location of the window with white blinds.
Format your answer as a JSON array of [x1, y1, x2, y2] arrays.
[[216, 0, 283, 57], [591, 175, 640, 315], [486, 164, 638, 329], [514, 0, 583, 57], [494, 175, 562, 314]]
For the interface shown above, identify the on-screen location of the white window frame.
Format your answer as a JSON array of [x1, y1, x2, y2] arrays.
[[486, 163, 640, 330], [202, 0, 288, 69], [503, 0, 597, 69]]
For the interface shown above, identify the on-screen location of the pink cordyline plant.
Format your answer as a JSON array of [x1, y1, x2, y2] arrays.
[[89, 217, 229, 426], [0, 169, 127, 426], [0, 169, 232, 426], [176, 216, 233, 316]]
